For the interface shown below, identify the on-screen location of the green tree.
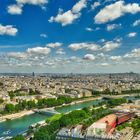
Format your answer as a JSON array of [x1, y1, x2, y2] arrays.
[[0, 98, 4, 103], [5, 104, 15, 113], [21, 100, 27, 109], [27, 100, 36, 109], [11, 135, 25, 140]]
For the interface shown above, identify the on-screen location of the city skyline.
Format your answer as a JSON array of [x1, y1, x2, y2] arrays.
[[0, 0, 140, 73]]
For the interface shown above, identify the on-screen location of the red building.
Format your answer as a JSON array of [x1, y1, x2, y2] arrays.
[[86, 112, 135, 136], [115, 112, 135, 125]]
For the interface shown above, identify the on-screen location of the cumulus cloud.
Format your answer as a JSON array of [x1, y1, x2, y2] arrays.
[[114, 37, 122, 43], [7, 45, 53, 63], [83, 54, 95, 60], [27, 46, 51, 55], [133, 19, 140, 26], [127, 32, 137, 38], [68, 43, 100, 51], [56, 48, 66, 55], [110, 56, 121, 61], [8, 4, 23, 15], [0, 24, 18, 36], [8, 0, 48, 15], [3, 46, 140, 72], [49, 0, 87, 26], [72, 0, 87, 13], [8, 52, 27, 59], [102, 41, 121, 52], [91, 1, 100, 10], [85, 27, 93, 32], [95, 1, 140, 24], [69, 40, 121, 52], [6, 51, 52, 67], [46, 42, 63, 48], [106, 24, 121, 31], [16, 0, 48, 5], [49, 11, 80, 26], [124, 48, 140, 58], [40, 33, 47, 38]]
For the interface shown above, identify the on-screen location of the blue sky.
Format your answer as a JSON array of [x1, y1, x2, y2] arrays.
[[0, 0, 140, 73]]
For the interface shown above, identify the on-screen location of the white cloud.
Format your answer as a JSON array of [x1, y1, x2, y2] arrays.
[[27, 46, 51, 55], [91, 1, 100, 10], [49, 0, 87, 26], [114, 37, 122, 43], [45, 61, 54, 66], [16, 0, 48, 5], [8, 52, 27, 59], [69, 41, 121, 52], [98, 53, 105, 57], [101, 63, 110, 66], [95, 1, 140, 24], [83, 54, 95, 60], [72, 0, 87, 13], [8, 0, 48, 15], [8, 4, 23, 15], [46, 42, 63, 48], [106, 23, 121, 31], [133, 19, 140, 26], [124, 48, 140, 58], [0, 24, 18, 36], [102, 41, 121, 52], [68, 43, 100, 51], [85, 27, 93, 32], [127, 32, 137, 38], [40, 33, 47, 38], [49, 10, 80, 26], [110, 56, 121, 61], [99, 39, 106, 43], [3, 46, 140, 72], [56, 48, 66, 55]]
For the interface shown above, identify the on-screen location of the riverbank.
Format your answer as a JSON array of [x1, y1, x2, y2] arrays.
[[54, 96, 102, 109], [0, 96, 101, 122], [74, 96, 102, 104], [0, 93, 139, 122], [0, 95, 139, 139], [0, 98, 103, 139], [0, 110, 34, 122]]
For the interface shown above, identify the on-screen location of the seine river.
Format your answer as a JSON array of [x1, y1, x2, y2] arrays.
[[0, 99, 101, 139], [0, 95, 139, 139]]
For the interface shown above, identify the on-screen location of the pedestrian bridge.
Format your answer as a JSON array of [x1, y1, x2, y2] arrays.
[[34, 108, 60, 115]]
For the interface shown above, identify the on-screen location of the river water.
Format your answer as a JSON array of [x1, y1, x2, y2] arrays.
[[0, 99, 101, 139]]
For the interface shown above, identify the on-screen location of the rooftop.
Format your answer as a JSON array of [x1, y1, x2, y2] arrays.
[[96, 114, 117, 126]]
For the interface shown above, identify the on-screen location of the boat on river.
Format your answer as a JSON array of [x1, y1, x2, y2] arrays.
[[2, 130, 11, 135]]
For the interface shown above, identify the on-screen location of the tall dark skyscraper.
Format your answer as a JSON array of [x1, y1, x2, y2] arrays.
[[32, 72, 35, 77]]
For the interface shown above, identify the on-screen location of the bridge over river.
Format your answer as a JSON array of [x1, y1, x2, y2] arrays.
[[34, 108, 60, 115], [0, 94, 139, 139]]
